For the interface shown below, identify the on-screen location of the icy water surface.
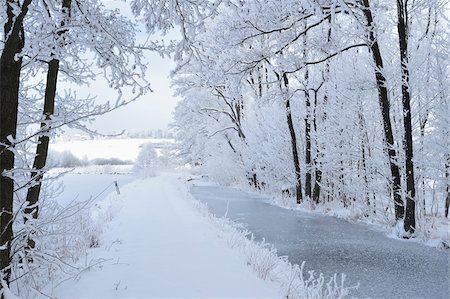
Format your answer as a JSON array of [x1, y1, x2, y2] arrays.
[[191, 185, 450, 299]]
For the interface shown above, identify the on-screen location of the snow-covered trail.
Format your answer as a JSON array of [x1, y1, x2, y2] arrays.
[[191, 185, 450, 299], [51, 173, 280, 298]]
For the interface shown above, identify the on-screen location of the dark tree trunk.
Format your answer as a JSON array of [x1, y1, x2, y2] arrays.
[[446, 187, 450, 219], [362, 0, 404, 221], [312, 169, 322, 204], [396, 0, 416, 234], [0, 0, 32, 288], [312, 92, 322, 205], [286, 97, 303, 204], [445, 157, 449, 218], [25, 59, 59, 222], [339, 160, 347, 207], [305, 90, 312, 199], [25, 0, 72, 249], [304, 61, 312, 199], [282, 74, 303, 204]]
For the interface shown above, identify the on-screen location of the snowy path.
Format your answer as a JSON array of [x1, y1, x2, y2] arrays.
[[191, 185, 450, 299], [52, 174, 279, 298]]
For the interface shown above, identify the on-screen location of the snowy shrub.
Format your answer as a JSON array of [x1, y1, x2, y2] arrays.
[[201, 139, 245, 186], [10, 189, 104, 298], [8, 174, 127, 298]]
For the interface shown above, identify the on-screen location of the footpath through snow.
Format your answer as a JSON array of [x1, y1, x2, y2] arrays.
[[51, 173, 281, 298]]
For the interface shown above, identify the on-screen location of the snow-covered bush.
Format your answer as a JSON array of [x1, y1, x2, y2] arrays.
[[201, 137, 246, 185], [10, 183, 104, 298]]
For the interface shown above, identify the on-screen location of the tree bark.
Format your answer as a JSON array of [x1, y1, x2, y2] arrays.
[[25, 59, 59, 222], [396, 0, 416, 234], [362, 0, 404, 221], [445, 157, 449, 218], [419, 112, 427, 216], [312, 169, 322, 204], [359, 111, 371, 209], [305, 88, 312, 199], [25, 0, 72, 249], [286, 98, 303, 204], [312, 91, 322, 205], [283, 74, 303, 204], [0, 0, 32, 288]]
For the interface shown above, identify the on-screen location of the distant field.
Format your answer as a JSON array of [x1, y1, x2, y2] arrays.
[[50, 137, 175, 162]]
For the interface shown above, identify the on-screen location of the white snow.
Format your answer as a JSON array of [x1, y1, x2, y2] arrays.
[[50, 138, 173, 161], [49, 170, 136, 206], [49, 173, 281, 298]]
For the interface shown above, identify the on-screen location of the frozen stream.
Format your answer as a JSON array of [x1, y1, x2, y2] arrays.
[[191, 185, 450, 299]]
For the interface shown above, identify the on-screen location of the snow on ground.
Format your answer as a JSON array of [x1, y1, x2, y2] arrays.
[[49, 168, 136, 206], [48, 173, 281, 298]]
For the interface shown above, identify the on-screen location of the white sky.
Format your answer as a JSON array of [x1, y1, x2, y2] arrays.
[[89, 52, 179, 134], [73, 0, 181, 134]]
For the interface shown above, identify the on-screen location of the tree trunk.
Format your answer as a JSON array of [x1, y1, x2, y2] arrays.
[[25, 0, 72, 249], [445, 158, 449, 218], [362, 0, 404, 221], [312, 91, 322, 205], [305, 92, 312, 199], [25, 59, 59, 223], [287, 98, 303, 204], [396, 0, 416, 234], [304, 61, 312, 199], [359, 112, 371, 209], [312, 169, 322, 204], [0, 0, 32, 288], [282, 74, 303, 204], [419, 114, 427, 217], [312, 19, 330, 205], [445, 188, 450, 219]]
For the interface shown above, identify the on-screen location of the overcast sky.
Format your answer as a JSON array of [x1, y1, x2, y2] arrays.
[[89, 53, 180, 134], [73, 1, 181, 135]]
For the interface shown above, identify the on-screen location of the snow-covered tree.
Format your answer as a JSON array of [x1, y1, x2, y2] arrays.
[[0, 0, 150, 293], [172, 0, 450, 238]]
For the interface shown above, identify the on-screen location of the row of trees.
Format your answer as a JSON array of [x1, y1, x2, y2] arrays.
[[173, 0, 450, 237]]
